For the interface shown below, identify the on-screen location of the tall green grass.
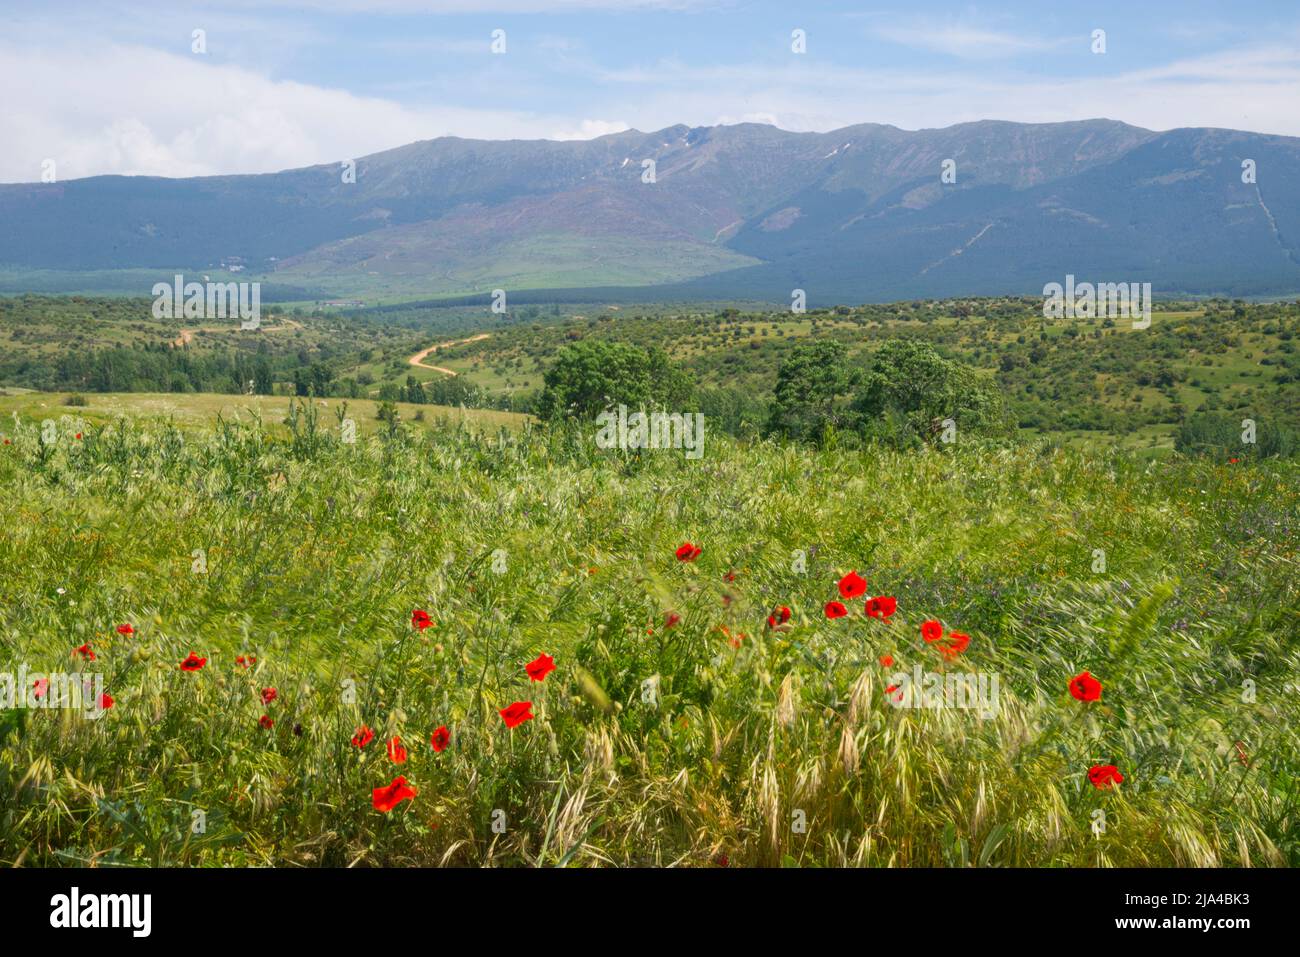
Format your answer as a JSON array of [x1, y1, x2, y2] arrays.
[[0, 406, 1297, 866]]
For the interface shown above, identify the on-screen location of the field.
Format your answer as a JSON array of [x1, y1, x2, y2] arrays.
[[1, 405, 1297, 866], [0, 391, 528, 438]]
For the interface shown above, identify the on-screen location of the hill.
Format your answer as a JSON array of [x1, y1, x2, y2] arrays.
[[3, 120, 1300, 302]]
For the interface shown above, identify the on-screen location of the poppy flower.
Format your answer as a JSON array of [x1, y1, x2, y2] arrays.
[[259, 714, 274, 730], [99, 693, 114, 710], [115, 624, 134, 636], [767, 605, 792, 628], [939, 631, 970, 660], [838, 571, 867, 600], [500, 701, 534, 728], [824, 601, 848, 619], [865, 596, 897, 620], [74, 643, 95, 661], [352, 724, 375, 748], [261, 687, 278, 705], [725, 570, 737, 583], [920, 620, 943, 643], [373, 775, 417, 812], [675, 542, 702, 562], [664, 612, 681, 630], [1087, 764, 1124, 789], [525, 653, 556, 682], [33, 678, 49, 700], [75, 432, 83, 440], [387, 736, 408, 764], [411, 609, 433, 631], [880, 654, 894, 668], [430, 725, 450, 753], [180, 653, 207, 671], [1069, 671, 1102, 702], [2, 438, 9, 445], [235, 655, 256, 668]]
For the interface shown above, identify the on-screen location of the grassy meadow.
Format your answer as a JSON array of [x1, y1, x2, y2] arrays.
[[1, 403, 1297, 866]]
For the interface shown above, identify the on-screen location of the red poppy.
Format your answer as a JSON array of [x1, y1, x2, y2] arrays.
[[1069, 671, 1102, 702], [664, 612, 681, 629], [411, 609, 433, 631], [115, 624, 134, 636], [75, 432, 83, 440], [675, 542, 702, 562], [373, 775, 417, 812], [1088, 764, 1124, 789], [352, 724, 375, 748], [99, 693, 114, 710], [525, 653, 556, 682], [430, 725, 450, 752], [838, 571, 867, 600], [261, 687, 278, 705], [387, 736, 408, 764], [180, 653, 207, 671], [500, 701, 534, 728], [74, 643, 95, 661], [259, 714, 274, 730], [880, 654, 894, 668], [920, 620, 943, 643], [725, 570, 737, 582], [767, 605, 792, 628], [33, 678, 49, 700], [2, 438, 9, 445], [865, 596, 897, 620], [939, 631, 970, 660], [235, 654, 256, 668], [824, 600, 848, 619]]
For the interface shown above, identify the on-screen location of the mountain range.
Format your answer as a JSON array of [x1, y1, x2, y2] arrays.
[[3, 118, 1299, 303]]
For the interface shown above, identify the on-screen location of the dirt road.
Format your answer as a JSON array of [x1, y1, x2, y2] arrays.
[[407, 333, 491, 376], [172, 317, 304, 347]]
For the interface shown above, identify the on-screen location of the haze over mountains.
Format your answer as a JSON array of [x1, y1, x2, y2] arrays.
[[3, 119, 1299, 303]]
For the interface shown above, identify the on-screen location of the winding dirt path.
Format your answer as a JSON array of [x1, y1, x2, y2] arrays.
[[172, 317, 304, 347], [407, 333, 491, 376]]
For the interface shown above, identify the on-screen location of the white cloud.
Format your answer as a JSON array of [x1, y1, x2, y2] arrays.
[[872, 22, 1064, 59], [551, 119, 631, 140], [4, 29, 1299, 183], [0, 41, 594, 181]]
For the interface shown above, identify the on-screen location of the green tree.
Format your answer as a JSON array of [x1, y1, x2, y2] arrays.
[[765, 340, 857, 444], [536, 339, 693, 421], [853, 339, 1012, 446]]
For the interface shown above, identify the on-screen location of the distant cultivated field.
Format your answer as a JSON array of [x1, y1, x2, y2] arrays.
[[0, 392, 530, 437]]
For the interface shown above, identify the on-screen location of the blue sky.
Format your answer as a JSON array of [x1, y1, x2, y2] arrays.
[[3, 0, 1300, 180]]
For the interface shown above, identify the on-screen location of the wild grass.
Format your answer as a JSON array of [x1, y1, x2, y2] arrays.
[[0, 405, 1296, 867]]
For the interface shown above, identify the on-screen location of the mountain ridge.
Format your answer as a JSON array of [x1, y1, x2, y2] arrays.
[[2, 118, 1298, 302]]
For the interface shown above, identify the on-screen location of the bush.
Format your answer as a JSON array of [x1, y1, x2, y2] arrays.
[[1175, 412, 1296, 459], [536, 339, 694, 421], [62, 394, 88, 407], [854, 339, 1014, 446]]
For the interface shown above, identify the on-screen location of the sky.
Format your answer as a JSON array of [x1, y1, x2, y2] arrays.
[[3, 0, 1300, 182]]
